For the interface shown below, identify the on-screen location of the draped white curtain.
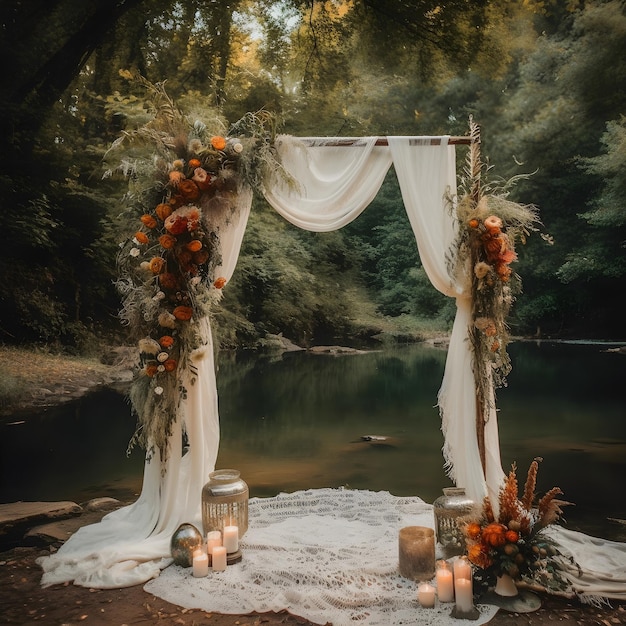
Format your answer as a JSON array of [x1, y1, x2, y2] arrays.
[[38, 190, 253, 589], [266, 135, 504, 505], [38, 136, 503, 589]]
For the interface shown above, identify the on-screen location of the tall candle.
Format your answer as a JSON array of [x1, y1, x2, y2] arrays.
[[417, 583, 436, 608], [212, 545, 227, 571], [455, 577, 473, 613], [436, 561, 455, 603], [192, 550, 209, 577], [453, 556, 471, 582], [223, 525, 239, 553], [206, 530, 222, 555]]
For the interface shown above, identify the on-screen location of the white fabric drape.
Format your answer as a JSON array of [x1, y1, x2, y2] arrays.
[[386, 137, 505, 504], [263, 137, 393, 231], [39, 137, 502, 589], [265, 135, 504, 504], [37, 190, 253, 589]]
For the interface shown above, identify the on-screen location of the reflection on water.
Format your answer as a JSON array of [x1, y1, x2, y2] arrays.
[[1, 341, 625, 539]]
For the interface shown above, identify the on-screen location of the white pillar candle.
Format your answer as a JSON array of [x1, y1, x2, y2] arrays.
[[417, 583, 436, 608], [453, 556, 471, 582], [223, 525, 239, 553], [206, 530, 222, 555], [455, 577, 473, 614], [436, 562, 455, 603], [212, 545, 227, 572], [192, 550, 209, 577]]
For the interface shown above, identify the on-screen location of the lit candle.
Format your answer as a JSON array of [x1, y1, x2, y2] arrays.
[[417, 583, 436, 608], [212, 545, 227, 572], [436, 561, 455, 603], [223, 525, 239, 553], [398, 526, 435, 581], [455, 577, 473, 614], [453, 556, 471, 582], [206, 530, 222, 555], [192, 549, 209, 577]]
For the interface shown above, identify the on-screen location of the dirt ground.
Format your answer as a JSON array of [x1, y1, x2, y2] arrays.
[[1, 346, 625, 625], [1, 541, 625, 626]]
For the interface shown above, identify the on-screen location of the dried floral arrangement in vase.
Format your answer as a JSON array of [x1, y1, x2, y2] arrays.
[[463, 458, 578, 596]]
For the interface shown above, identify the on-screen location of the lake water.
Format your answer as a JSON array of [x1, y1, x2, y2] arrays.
[[1, 341, 625, 540]]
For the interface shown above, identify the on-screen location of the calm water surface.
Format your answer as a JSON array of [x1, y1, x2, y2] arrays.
[[1, 341, 624, 539]]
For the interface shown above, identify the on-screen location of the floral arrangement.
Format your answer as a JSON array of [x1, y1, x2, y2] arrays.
[[463, 459, 575, 593], [107, 74, 281, 459], [447, 118, 548, 457]]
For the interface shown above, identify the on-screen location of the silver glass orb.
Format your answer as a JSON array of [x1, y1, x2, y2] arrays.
[[170, 523, 203, 567]]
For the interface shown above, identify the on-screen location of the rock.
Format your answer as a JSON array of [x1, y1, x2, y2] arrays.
[[277, 335, 305, 352], [0, 501, 83, 546], [308, 345, 366, 355], [83, 497, 122, 512], [26, 509, 113, 544]]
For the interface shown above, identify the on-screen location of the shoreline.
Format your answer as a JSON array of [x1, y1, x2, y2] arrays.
[[1, 344, 626, 624]]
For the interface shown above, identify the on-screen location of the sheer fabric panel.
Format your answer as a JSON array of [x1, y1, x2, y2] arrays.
[[263, 136, 393, 232], [388, 137, 504, 504]]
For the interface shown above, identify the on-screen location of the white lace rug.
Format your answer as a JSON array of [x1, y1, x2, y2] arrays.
[[145, 489, 499, 625]]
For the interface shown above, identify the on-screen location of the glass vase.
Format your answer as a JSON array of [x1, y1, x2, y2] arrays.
[[201, 469, 249, 538], [433, 487, 475, 558]]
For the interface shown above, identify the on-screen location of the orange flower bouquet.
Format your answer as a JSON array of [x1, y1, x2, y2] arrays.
[[463, 459, 575, 594], [108, 74, 281, 460]]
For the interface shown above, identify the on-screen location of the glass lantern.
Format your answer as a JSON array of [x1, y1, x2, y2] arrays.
[[201, 469, 249, 538], [433, 487, 475, 558]]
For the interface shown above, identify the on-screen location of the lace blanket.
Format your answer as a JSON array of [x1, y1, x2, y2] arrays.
[[145, 489, 498, 625]]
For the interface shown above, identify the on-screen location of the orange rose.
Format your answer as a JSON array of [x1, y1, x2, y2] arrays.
[[192, 167, 213, 190], [188, 158, 201, 169], [164, 358, 177, 372], [484, 235, 505, 256], [468, 218, 480, 229], [173, 305, 193, 321], [483, 523, 508, 548], [155, 203, 173, 221], [159, 335, 174, 348], [187, 240, 203, 252], [149, 257, 166, 274], [134, 231, 149, 244], [505, 529, 519, 544], [490, 340, 501, 352], [145, 363, 158, 377], [164, 213, 188, 235], [214, 276, 227, 289], [159, 234, 177, 249], [179, 179, 200, 200], [140, 214, 157, 229], [484, 215, 503, 233], [211, 136, 227, 150], [500, 249, 517, 265]]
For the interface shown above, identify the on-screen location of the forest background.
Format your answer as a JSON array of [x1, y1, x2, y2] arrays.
[[1, 0, 625, 355]]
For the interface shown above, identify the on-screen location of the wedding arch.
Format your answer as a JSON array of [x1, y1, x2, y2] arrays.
[[37, 90, 626, 611]]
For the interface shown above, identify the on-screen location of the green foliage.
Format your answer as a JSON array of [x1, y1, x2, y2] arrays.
[[2, 0, 625, 347], [221, 201, 374, 346]]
